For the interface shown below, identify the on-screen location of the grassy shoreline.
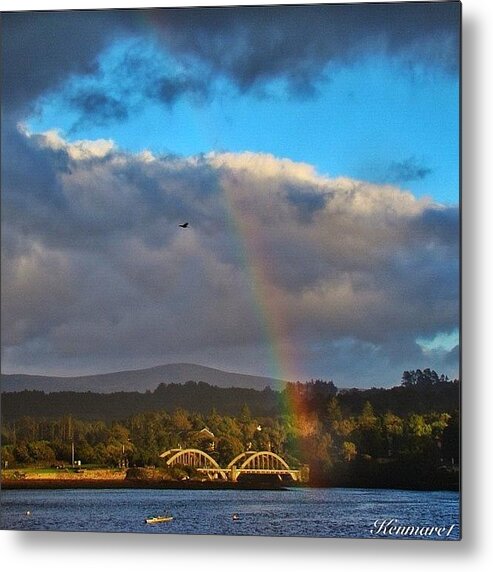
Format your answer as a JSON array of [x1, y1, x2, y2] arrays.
[[0, 467, 292, 490], [1, 464, 459, 492]]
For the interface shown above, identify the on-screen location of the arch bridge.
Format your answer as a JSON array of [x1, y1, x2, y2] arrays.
[[159, 448, 303, 482], [159, 448, 228, 480]]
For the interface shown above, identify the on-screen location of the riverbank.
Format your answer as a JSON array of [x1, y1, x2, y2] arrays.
[[309, 459, 460, 492], [1, 477, 458, 492], [1, 478, 290, 491], [1, 463, 459, 492], [0, 467, 293, 490]]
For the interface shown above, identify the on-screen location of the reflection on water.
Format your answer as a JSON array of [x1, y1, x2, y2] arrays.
[[0, 487, 460, 540]]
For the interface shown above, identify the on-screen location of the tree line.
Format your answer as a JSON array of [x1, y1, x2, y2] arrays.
[[1, 370, 459, 489], [2, 368, 459, 423]]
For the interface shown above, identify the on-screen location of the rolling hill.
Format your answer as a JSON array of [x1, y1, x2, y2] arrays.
[[0, 363, 286, 393]]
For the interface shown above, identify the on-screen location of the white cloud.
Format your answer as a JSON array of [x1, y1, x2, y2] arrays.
[[1, 131, 459, 385], [33, 129, 116, 160]]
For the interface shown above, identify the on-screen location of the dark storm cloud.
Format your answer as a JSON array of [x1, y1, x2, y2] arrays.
[[0, 120, 71, 248], [286, 185, 328, 223], [147, 3, 460, 94], [1, 10, 137, 118], [387, 157, 433, 183], [418, 206, 459, 244], [2, 3, 460, 123], [1, 128, 223, 254], [1, 5, 460, 384], [62, 42, 211, 126], [1, 132, 459, 384], [298, 335, 459, 388], [151, 75, 210, 107], [69, 90, 129, 126], [445, 344, 460, 366]]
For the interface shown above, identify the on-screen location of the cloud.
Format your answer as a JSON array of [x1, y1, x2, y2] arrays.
[[151, 74, 210, 107], [147, 3, 460, 94], [0, 6, 460, 385], [2, 4, 460, 128], [286, 185, 328, 224], [54, 39, 212, 128], [387, 157, 433, 183], [69, 90, 129, 127], [445, 344, 460, 367], [359, 156, 434, 187], [1, 129, 459, 384], [1, 10, 137, 119], [35, 130, 116, 160]]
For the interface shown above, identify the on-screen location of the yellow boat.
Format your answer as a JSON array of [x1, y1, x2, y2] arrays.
[[145, 515, 173, 524]]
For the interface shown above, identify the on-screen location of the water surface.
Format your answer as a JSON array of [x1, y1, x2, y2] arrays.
[[0, 487, 460, 539]]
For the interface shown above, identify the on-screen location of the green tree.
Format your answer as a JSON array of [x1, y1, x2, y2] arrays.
[[27, 441, 56, 463], [401, 369, 441, 387], [342, 441, 357, 462], [171, 409, 192, 432], [216, 435, 244, 466], [334, 417, 356, 438], [408, 414, 432, 438], [313, 432, 334, 467], [13, 443, 32, 464], [326, 397, 342, 430], [441, 410, 459, 464], [76, 440, 97, 464], [1, 445, 15, 467], [359, 401, 377, 430], [382, 412, 404, 456], [239, 404, 252, 423]]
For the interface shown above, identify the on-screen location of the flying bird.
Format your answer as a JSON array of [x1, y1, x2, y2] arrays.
[[179, 222, 189, 228]]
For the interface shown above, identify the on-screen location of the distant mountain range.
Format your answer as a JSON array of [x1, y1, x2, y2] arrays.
[[0, 363, 286, 394]]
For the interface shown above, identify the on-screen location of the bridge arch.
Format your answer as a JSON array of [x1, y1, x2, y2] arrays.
[[238, 451, 292, 471], [160, 448, 228, 479], [159, 448, 302, 482], [227, 451, 255, 468]]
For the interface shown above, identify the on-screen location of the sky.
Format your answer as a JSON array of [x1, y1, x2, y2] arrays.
[[1, 2, 460, 387]]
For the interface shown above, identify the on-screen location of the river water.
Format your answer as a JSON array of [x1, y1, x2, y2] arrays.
[[0, 488, 460, 540]]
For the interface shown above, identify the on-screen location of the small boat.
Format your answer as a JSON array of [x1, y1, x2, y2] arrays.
[[145, 515, 174, 524]]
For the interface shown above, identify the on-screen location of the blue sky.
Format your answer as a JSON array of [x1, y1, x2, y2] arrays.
[[29, 38, 459, 205]]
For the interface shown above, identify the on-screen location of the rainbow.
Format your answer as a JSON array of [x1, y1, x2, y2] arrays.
[[137, 8, 315, 435], [221, 177, 314, 438]]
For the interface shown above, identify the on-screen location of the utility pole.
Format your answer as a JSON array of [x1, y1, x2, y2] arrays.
[[69, 414, 75, 467]]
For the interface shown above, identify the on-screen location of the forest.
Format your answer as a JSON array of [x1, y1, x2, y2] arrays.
[[1, 369, 460, 490]]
